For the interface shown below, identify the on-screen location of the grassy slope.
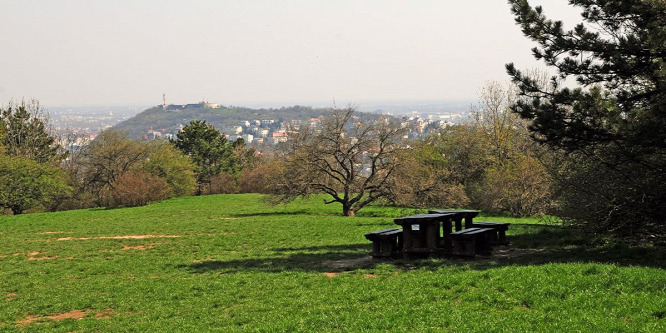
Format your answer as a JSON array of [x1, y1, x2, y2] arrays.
[[0, 194, 664, 332]]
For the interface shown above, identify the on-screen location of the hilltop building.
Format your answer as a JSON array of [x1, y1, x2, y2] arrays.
[[162, 101, 220, 111]]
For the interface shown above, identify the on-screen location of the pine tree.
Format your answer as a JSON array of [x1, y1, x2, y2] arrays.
[[506, 0, 666, 234], [0, 99, 65, 163], [171, 120, 238, 195]]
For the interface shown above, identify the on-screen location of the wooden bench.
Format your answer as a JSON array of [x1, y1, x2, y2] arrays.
[[364, 228, 403, 258], [472, 222, 510, 245], [450, 228, 494, 257]]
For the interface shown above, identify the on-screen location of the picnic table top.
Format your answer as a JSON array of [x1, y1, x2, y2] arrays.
[[428, 209, 480, 217], [393, 213, 456, 225]]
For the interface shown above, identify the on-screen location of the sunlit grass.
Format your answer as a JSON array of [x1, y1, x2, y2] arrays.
[[0, 194, 664, 331]]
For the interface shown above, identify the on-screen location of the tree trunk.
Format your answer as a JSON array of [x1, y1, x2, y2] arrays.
[[11, 206, 23, 215], [342, 203, 355, 217]]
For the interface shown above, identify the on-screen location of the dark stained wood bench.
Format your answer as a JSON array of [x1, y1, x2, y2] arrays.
[[450, 227, 494, 257], [472, 222, 510, 245], [364, 228, 403, 258]]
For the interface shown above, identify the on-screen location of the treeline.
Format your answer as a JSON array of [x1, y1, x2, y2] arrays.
[[393, 81, 552, 217], [1, 87, 550, 218], [0, 102, 257, 213]]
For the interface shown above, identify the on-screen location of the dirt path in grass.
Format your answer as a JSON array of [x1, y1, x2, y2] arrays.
[[56, 235, 182, 241], [16, 308, 113, 326]]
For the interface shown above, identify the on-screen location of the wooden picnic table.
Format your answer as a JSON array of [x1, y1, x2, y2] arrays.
[[428, 209, 479, 231], [393, 213, 457, 257]]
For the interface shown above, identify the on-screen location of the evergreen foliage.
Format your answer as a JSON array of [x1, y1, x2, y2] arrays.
[[506, 0, 666, 233], [0, 99, 65, 163], [171, 120, 238, 195]]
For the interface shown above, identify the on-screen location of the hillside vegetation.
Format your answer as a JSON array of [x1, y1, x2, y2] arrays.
[[1, 194, 664, 331], [111, 105, 342, 139]]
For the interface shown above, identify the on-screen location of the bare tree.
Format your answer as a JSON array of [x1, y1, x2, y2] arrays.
[[271, 107, 406, 216]]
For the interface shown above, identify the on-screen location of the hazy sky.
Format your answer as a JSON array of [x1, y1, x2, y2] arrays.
[[1, 0, 582, 107]]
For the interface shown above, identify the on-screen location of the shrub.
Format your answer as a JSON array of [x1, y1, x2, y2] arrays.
[[238, 161, 277, 194], [472, 155, 552, 217], [0, 156, 72, 214], [109, 171, 171, 207], [392, 148, 470, 209], [206, 172, 239, 195]]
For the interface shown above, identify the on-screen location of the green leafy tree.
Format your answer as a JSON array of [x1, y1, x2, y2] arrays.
[[140, 142, 197, 197], [506, 0, 666, 232], [0, 99, 65, 163], [171, 120, 237, 195], [0, 156, 72, 214]]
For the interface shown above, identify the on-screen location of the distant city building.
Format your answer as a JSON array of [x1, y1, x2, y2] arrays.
[[271, 131, 288, 144], [163, 101, 220, 111], [241, 134, 254, 144]]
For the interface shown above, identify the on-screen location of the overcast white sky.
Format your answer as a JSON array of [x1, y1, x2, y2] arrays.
[[0, 0, 582, 107]]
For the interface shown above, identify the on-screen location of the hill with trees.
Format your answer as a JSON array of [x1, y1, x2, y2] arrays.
[[111, 104, 385, 140]]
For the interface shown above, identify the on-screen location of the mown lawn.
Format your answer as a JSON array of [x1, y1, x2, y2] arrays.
[[1, 194, 665, 332]]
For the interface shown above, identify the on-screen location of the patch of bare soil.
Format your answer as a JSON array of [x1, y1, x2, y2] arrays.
[[6, 292, 17, 301], [17, 310, 87, 325], [57, 235, 182, 241], [27, 256, 58, 261], [121, 245, 147, 250], [24, 251, 59, 261], [16, 309, 114, 326], [101, 235, 180, 240], [94, 309, 114, 319], [364, 274, 379, 278], [321, 256, 373, 270], [324, 272, 340, 278]]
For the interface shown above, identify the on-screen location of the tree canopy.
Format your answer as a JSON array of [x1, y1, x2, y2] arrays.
[[506, 0, 666, 233], [0, 156, 72, 214], [0, 99, 65, 163], [270, 107, 405, 216], [171, 120, 238, 195]]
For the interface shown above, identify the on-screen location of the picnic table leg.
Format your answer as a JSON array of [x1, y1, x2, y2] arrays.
[[425, 223, 438, 250], [454, 217, 463, 231], [372, 241, 381, 257], [464, 216, 474, 229], [442, 219, 453, 249], [402, 226, 413, 251]]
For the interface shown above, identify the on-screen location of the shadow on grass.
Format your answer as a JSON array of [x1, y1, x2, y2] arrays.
[[179, 243, 374, 274], [225, 211, 310, 218], [178, 225, 666, 275]]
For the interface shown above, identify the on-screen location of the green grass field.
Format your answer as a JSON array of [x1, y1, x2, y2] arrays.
[[1, 194, 665, 332]]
